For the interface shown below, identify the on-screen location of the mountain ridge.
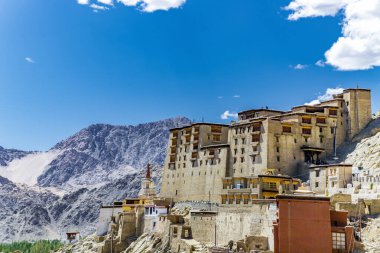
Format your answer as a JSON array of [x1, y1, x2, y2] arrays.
[[0, 116, 191, 242]]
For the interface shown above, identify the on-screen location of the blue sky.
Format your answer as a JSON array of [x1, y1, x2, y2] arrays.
[[1, 0, 379, 151]]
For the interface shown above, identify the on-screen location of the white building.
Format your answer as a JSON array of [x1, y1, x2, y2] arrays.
[[309, 164, 353, 195]]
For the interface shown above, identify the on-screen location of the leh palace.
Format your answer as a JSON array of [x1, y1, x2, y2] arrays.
[[92, 88, 378, 253]]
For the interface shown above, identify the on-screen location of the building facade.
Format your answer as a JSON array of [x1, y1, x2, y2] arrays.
[[160, 88, 372, 203], [273, 195, 354, 253], [309, 164, 353, 195]]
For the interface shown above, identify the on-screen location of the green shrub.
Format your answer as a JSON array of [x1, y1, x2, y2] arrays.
[[0, 240, 63, 253]]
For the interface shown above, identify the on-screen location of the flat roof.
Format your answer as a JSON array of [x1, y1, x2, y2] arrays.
[[258, 174, 293, 179], [309, 164, 353, 169], [276, 194, 330, 201], [343, 88, 371, 93], [170, 123, 229, 131], [238, 108, 285, 115]]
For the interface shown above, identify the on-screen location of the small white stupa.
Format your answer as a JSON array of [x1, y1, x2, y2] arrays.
[[138, 163, 157, 199]]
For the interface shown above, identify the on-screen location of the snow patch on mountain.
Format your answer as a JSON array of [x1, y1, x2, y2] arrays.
[[0, 150, 61, 186]]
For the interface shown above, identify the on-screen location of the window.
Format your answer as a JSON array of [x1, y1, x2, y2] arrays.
[[234, 149, 238, 155], [331, 127, 335, 134], [320, 137, 324, 143], [242, 138, 246, 144], [276, 147, 280, 153], [294, 138, 297, 143], [302, 117, 312, 124], [277, 156, 280, 162], [315, 182, 319, 188], [302, 127, 312, 135], [329, 109, 338, 116], [282, 126, 292, 133], [234, 157, 237, 164], [252, 134, 260, 142], [319, 127, 323, 133], [213, 135, 221, 142], [241, 157, 245, 163], [316, 170, 320, 177], [317, 117, 326, 124], [241, 148, 245, 154], [235, 139, 238, 145], [276, 136, 280, 143], [332, 232, 346, 250]]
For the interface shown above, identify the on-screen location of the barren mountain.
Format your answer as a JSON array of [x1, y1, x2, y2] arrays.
[[0, 117, 191, 242]]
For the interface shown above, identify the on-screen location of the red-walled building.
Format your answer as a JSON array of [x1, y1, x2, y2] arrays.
[[273, 195, 355, 253]]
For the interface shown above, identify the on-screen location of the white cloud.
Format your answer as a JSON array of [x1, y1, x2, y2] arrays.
[[290, 63, 308, 69], [90, 4, 109, 10], [286, 0, 380, 71], [117, 0, 140, 6], [138, 0, 186, 12], [77, 0, 90, 4], [315, 60, 325, 67], [305, 87, 344, 105], [98, 0, 113, 5], [221, 111, 238, 120], [25, 57, 36, 64], [285, 0, 348, 20], [79, 0, 186, 12], [233, 95, 240, 98], [217, 96, 223, 99]]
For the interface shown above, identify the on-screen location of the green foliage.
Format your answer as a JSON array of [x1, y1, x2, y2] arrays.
[[0, 240, 63, 253]]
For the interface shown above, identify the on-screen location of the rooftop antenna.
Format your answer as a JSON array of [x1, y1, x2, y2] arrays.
[[202, 117, 204, 123]]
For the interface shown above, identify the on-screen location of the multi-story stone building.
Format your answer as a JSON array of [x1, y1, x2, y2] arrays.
[[160, 88, 372, 203], [309, 164, 353, 195]]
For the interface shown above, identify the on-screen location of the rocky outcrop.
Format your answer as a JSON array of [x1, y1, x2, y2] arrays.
[[338, 117, 380, 169], [0, 146, 31, 166]]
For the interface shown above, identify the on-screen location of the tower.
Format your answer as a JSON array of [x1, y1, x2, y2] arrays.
[[138, 163, 157, 199], [343, 88, 372, 139]]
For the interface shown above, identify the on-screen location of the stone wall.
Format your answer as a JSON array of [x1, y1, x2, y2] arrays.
[[214, 202, 276, 250], [174, 201, 218, 211], [190, 212, 217, 244]]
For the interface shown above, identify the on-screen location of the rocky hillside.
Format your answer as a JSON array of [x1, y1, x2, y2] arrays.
[[0, 176, 59, 242], [0, 117, 191, 242], [338, 116, 380, 169], [38, 118, 187, 189], [0, 146, 32, 166]]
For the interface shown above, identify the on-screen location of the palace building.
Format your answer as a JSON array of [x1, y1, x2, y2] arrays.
[[160, 88, 372, 203]]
